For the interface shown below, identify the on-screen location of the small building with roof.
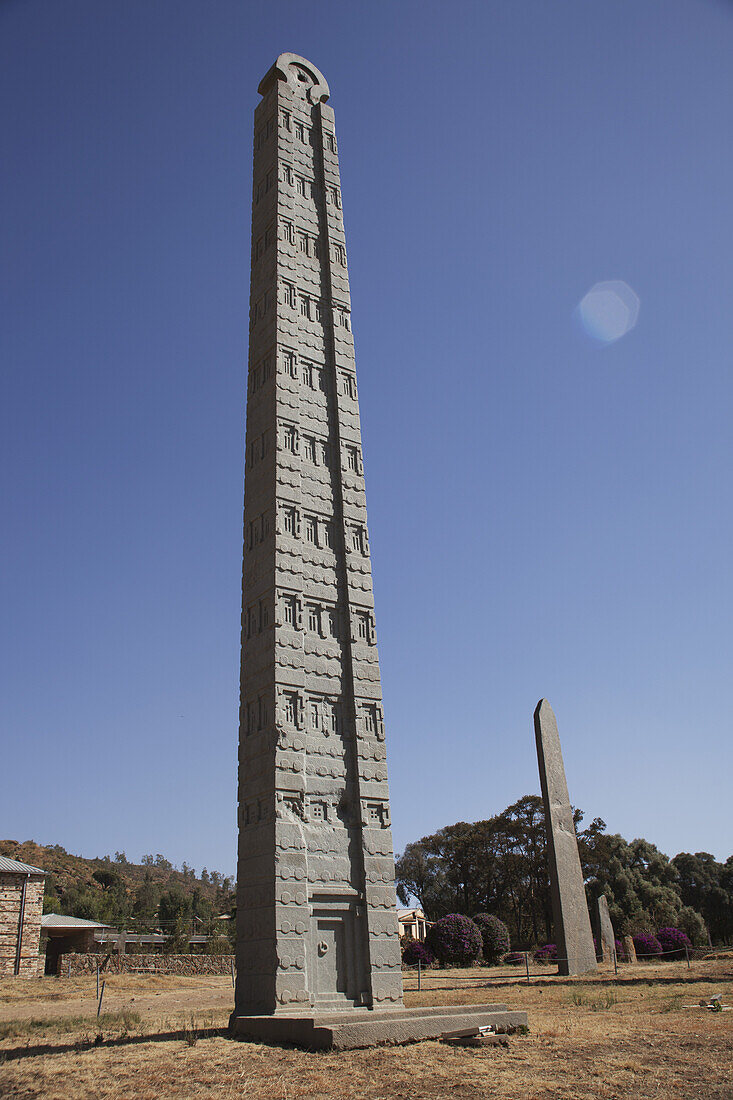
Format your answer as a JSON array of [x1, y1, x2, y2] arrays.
[[41, 914, 111, 975], [397, 908, 429, 942], [0, 855, 46, 978]]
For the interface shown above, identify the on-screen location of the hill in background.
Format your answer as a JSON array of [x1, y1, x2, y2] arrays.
[[0, 839, 235, 937]]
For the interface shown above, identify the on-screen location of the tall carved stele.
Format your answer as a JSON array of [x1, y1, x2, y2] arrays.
[[534, 699, 597, 977], [233, 54, 404, 1017]]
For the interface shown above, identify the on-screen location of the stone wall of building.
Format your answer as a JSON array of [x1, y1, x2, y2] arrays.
[[58, 953, 236, 976], [0, 872, 44, 979]]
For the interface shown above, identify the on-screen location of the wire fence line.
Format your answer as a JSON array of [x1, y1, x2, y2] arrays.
[[402, 943, 732, 990]]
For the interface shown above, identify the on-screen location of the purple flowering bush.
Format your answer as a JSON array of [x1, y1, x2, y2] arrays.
[[425, 914, 482, 966], [533, 943, 557, 963], [473, 913, 511, 965], [656, 927, 692, 960], [632, 932, 662, 959], [401, 940, 434, 967]]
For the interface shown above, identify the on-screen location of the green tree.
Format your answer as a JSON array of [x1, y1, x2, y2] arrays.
[[93, 869, 122, 892], [191, 887, 214, 935], [159, 885, 192, 928], [89, 869, 131, 927], [133, 875, 160, 930], [395, 838, 454, 920], [584, 834, 707, 941], [164, 915, 192, 954], [63, 884, 106, 922], [395, 795, 593, 944], [395, 795, 712, 948], [672, 852, 733, 944]]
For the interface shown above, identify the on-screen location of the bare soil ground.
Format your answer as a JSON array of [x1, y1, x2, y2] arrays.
[[0, 960, 731, 1099]]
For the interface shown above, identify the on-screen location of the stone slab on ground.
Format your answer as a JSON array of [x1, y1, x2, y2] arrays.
[[230, 1003, 529, 1050], [443, 1033, 510, 1048]]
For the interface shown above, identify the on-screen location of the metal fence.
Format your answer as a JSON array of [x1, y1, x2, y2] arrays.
[[401, 943, 730, 991]]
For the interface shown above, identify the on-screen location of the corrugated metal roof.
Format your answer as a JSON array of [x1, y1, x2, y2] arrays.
[[0, 855, 46, 875], [42, 913, 110, 929]]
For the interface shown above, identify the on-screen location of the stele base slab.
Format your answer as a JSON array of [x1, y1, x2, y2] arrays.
[[229, 1003, 529, 1050]]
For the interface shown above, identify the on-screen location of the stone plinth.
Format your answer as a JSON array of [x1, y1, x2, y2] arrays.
[[534, 699, 597, 977], [230, 1003, 528, 1050]]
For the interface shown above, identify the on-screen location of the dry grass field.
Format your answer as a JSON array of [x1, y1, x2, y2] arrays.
[[1, 960, 731, 1099]]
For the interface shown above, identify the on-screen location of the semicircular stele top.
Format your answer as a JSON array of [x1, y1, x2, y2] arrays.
[[258, 53, 330, 104]]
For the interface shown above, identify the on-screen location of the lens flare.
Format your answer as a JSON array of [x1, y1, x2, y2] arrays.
[[577, 280, 640, 344]]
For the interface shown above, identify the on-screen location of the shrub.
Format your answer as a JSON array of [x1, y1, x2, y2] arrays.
[[473, 914, 510, 965], [632, 932, 662, 959], [425, 914, 482, 966], [533, 943, 557, 963], [656, 927, 692, 960], [503, 951, 525, 966], [401, 940, 434, 967]]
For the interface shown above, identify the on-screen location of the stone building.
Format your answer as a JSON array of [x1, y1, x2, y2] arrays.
[[233, 53, 404, 1017], [0, 855, 45, 978], [397, 908, 429, 942]]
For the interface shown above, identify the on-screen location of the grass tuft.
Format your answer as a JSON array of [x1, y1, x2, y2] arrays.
[[183, 1014, 199, 1047]]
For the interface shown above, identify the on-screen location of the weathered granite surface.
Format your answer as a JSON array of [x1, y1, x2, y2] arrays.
[[623, 934, 637, 964], [534, 699, 597, 976], [233, 53, 403, 1019], [592, 894, 616, 963]]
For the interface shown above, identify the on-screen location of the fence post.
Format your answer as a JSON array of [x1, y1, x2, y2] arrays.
[[685, 944, 690, 970], [97, 980, 106, 1017], [613, 948, 618, 976], [96, 964, 100, 999], [417, 960, 422, 991], [525, 952, 530, 985]]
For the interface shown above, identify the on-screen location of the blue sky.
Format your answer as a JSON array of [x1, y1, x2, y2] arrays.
[[2, 0, 732, 877]]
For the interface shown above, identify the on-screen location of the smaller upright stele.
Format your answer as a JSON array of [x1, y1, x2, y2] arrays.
[[592, 894, 616, 964], [534, 699, 597, 976]]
